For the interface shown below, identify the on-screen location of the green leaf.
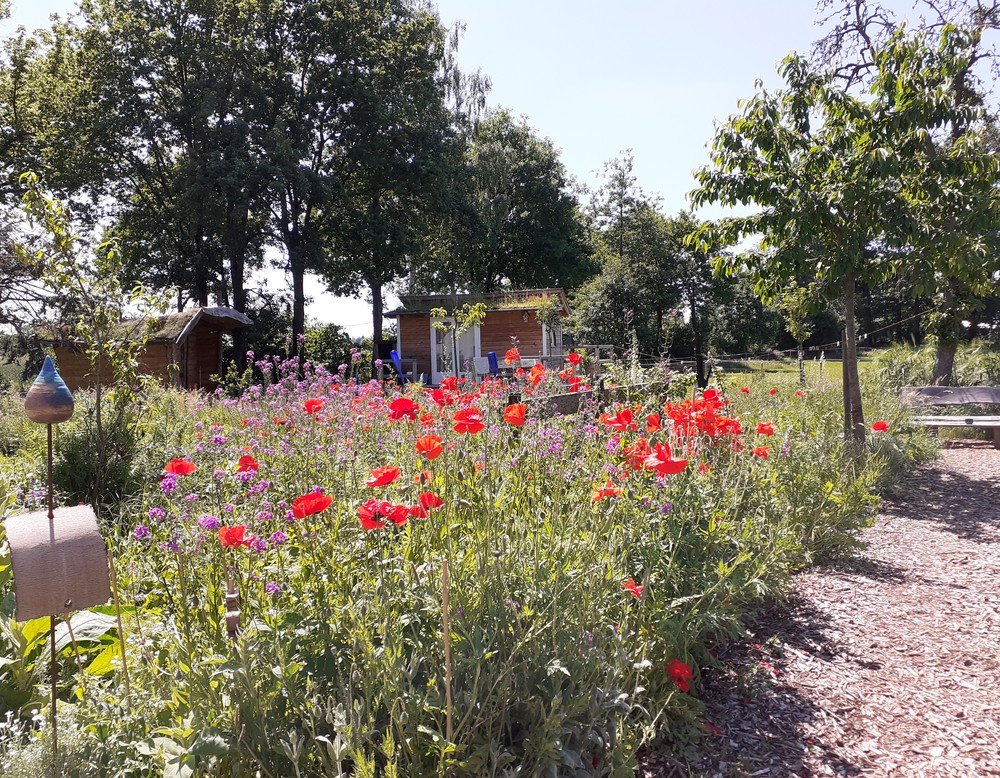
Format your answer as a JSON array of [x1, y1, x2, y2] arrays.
[[189, 727, 234, 758], [55, 611, 116, 652]]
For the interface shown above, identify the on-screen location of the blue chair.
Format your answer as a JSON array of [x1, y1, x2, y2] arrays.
[[390, 350, 407, 384]]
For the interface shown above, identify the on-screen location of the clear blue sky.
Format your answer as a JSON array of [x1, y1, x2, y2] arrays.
[[0, 0, 919, 334]]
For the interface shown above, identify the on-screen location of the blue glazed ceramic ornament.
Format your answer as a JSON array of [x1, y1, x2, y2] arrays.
[[24, 356, 74, 424]]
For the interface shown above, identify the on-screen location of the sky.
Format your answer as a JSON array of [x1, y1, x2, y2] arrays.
[[0, 0, 906, 336]]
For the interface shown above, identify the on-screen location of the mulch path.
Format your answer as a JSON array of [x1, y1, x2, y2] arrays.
[[639, 441, 1000, 778]]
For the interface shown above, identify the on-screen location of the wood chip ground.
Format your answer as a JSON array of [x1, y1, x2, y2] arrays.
[[638, 442, 1000, 777]]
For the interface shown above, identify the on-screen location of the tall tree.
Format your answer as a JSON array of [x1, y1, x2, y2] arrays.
[[691, 54, 903, 443], [813, 0, 1000, 383], [406, 109, 592, 297], [318, 0, 457, 345], [692, 24, 1000, 441]]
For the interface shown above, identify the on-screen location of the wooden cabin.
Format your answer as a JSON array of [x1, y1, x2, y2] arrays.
[[44, 306, 252, 392], [386, 289, 570, 384]]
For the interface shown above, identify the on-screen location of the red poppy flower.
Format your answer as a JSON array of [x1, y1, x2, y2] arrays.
[[600, 408, 636, 433], [236, 455, 259, 473], [795, 390, 804, 397], [666, 659, 693, 692], [452, 407, 485, 434], [872, 420, 889, 433], [567, 351, 583, 366], [702, 389, 720, 402], [418, 492, 444, 510], [769, 388, 778, 396], [218, 524, 250, 548], [273, 417, 289, 426], [644, 443, 688, 476], [752, 446, 769, 458], [366, 466, 400, 487], [705, 720, 722, 736], [504, 347, 521, 365], [303, 398, 324, 414], [385, 503, 410, 526], [388, 397, 420, 421], [646, 413, 661, 434], [357, 499, 387, 530], [503, 403, 528, 426], [407, 504, 429, 519], [419, 413, 435, 427], [623, 437, 651, 471], [591, 481, 622, 502], [165, 458, 197, 475], [439, 376, 459, 391], [622, 577, 644, 599], [739, 387, 750, 394], [756, 422, 775, 436], [415, 434, 444, 460], [292, 492, 333, 518]]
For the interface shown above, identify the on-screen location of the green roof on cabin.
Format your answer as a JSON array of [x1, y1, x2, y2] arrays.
[[386, 288, 568, 317]]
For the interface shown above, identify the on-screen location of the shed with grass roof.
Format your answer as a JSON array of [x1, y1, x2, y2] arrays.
[[386, 289, 569, 384], [43, 306, 252, 392]]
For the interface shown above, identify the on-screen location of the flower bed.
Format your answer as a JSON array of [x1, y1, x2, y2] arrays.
[[0, 359, 932, 776]]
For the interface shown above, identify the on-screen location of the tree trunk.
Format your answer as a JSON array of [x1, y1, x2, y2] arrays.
[[931, 341, 957, 386], [371, 277, 384, 345], [843, 274, 865, 444], [797, 343, 806, 387], [231, 249, 248, 372], [370, 276, 384, 374], [288, 239, 306, 363], [691, 306, 707, 389], [930, 282, 960, 386]]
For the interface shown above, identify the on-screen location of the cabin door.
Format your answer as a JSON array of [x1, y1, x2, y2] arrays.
[[430, 319, 480, 385]]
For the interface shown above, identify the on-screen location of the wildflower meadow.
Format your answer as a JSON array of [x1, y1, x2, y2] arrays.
[[0, 356, 932, 776]]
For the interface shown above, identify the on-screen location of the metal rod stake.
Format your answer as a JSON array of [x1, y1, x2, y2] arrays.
[[50, 613, 57, 765], [47, 423, 54, 521]]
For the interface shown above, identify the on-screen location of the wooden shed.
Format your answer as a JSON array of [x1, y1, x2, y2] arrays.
[[386, 289, 569, 384], [45, 306, 252, 392]]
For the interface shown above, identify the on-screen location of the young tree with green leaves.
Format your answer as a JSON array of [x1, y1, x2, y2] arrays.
[[691, 24, 1000, 441]]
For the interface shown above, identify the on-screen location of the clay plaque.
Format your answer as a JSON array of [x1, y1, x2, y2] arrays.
[[5, 504, 111, 620]]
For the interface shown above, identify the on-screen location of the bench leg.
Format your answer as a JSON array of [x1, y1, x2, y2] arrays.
[[994, 427, 1000, 450]]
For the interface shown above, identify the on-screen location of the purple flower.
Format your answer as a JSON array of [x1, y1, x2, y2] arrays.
[[147, 507, 166, 522], [212, 468, 226, 480], [268, 530, 287, 546], [249, 537, 268, 554], [183, 493, 200, 503], [197, 515, 221, 531], [265, 582, 281, 596], [160, 475, 178, 495], [134, 525, 151, 541]]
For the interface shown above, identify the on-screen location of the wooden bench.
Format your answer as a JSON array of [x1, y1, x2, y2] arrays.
[[900, 386, 1000, 449]]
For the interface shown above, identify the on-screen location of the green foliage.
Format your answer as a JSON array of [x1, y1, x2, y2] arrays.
[[416, 109, 592, 293], [691, 22, 1000, 432], [876, 340, 1000, 390], [0, 361, 932, 775], [14, 177, 170, 515], [51, 391, 145, 511]]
